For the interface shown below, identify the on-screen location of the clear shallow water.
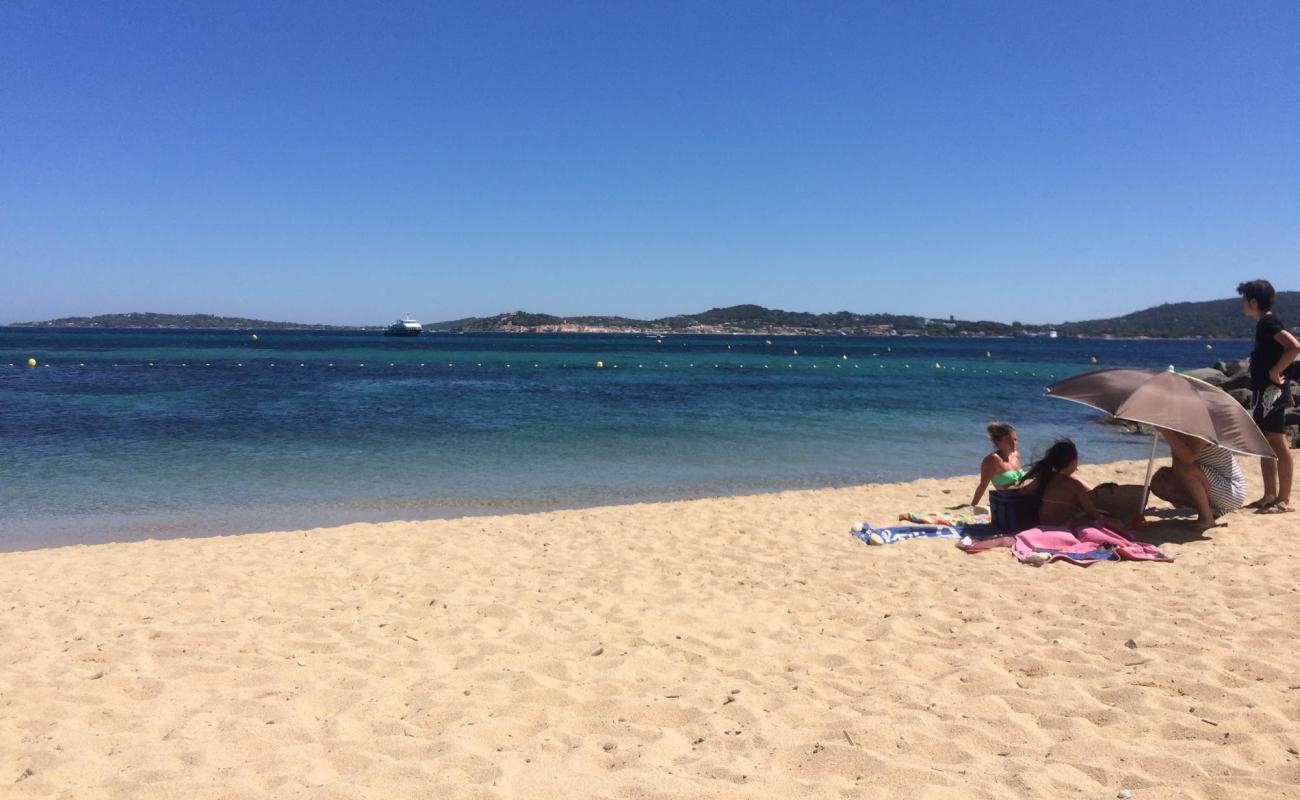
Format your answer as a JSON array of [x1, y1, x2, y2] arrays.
[[0, 329, 1242, 549]]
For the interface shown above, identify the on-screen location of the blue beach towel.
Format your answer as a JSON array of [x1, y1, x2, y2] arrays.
[[851, 522, 1004, 546], [852, 524, 962, 546]]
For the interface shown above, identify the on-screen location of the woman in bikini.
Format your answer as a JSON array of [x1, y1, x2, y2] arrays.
[[969, 422, 1023, 507], [1018, 439, 1099, 526]]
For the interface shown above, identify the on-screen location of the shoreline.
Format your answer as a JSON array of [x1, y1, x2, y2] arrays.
[[1, 457, 1159, 554], [3, 457, 1298, 797]]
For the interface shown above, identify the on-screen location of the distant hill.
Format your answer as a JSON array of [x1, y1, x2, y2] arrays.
[[431, 305, 978, 335], [432, 295, 1299, 337], [432, 311, 654, 332], [653, 304, 933, 332], [1057, 292, 1300, 339], [8, 312, 354, 330], [13, 293, 1299, 337]]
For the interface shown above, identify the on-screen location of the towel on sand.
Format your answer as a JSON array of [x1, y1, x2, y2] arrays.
[[852, 524, 962, 545], [853, 522, 1003, 546], [958, 520, 1172, 565], [898, 511, 992, 526]]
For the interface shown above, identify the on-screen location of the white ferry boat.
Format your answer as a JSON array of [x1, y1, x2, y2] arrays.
[[383, 316, 423, 337]]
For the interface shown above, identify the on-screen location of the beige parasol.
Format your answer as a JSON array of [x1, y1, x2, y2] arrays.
[[1045, 367, 1274, 511]]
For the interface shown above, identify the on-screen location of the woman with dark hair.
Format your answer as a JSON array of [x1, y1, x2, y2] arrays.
[[969, 422, 1022, 506], [1019, 439, 1099, 526]]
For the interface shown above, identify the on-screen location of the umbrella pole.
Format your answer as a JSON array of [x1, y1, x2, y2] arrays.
[[1139, 431, 1159, 513]]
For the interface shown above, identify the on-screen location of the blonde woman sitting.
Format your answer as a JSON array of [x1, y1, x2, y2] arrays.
[[969, 422, 1023, 507]]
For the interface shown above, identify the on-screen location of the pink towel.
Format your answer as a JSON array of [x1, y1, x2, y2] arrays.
[[1012, 519, 1172, 566]]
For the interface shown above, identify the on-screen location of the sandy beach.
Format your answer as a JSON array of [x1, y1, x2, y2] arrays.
[[2, 457, 1298, 799]]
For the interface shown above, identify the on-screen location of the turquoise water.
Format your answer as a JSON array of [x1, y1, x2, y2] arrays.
[[0, 329, 1241, 549]]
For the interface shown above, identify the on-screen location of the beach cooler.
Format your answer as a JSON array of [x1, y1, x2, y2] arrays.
[[989, 488, 1040, 533]]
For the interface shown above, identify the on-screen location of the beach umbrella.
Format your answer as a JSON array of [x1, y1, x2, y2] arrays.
[[1044, 367, 1274, 512]]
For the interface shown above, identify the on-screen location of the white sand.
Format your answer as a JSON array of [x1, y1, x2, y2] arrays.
[[2, 458, 1298, 799]]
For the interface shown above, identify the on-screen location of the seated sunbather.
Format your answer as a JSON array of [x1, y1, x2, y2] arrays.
[[1149, 427, 1246, 525], [969, 422, 1023, 506], [1018, 439, 1099, 526]]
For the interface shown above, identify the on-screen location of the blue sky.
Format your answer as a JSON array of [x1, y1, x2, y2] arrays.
[[2, 1, 1297, 325]]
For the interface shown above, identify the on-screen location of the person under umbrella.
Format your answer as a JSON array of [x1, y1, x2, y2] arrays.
[[1045, 366, 1274, 525], [1148, 427, 1247, 527]]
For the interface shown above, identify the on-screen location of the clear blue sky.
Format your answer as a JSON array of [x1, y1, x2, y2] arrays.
[[2, 1, 1297, 325]]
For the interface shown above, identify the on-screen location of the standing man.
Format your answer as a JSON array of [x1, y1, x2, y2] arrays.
[[1238, 280, 1300, 513]]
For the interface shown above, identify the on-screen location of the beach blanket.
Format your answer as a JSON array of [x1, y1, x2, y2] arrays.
[[1015, 522, 1172, 565], [959, 520, 1172, 565], [852, 522, 1002, 546], [852, 523, 962, 546], [898, 510, 992, 526]]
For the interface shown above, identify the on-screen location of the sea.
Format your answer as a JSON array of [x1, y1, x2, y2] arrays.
[[0, 329, 1240, 550]]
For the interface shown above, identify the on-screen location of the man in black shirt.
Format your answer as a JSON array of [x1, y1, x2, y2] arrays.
[[1238, 280, 1300, 513]]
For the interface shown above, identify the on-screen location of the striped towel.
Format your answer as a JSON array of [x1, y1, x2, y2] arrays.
[[899, 511, 992, 526]]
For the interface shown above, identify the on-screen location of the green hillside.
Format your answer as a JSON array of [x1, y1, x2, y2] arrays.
[[432, 305, 981, 334], [433, 295, 1298, 337], [1058, 292, 1300, 338], [15, 292, 1299, 337], [10, 312, 351, 330]]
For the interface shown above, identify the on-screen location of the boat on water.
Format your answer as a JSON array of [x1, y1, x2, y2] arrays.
[[383, 316, 423, 337]]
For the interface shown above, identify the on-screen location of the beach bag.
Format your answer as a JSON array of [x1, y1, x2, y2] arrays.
[[1093, 483, 1146, 520], [990, 488, 1040, 533]]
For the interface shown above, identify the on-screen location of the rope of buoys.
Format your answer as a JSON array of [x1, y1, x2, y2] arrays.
[[10, 355, 1052, 374]]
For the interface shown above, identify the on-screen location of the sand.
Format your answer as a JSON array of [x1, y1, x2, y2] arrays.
[[2, 458, 1298, 799]]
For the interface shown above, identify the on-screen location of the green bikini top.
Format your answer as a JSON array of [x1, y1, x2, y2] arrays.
[[991, 469, 1025, 487]]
